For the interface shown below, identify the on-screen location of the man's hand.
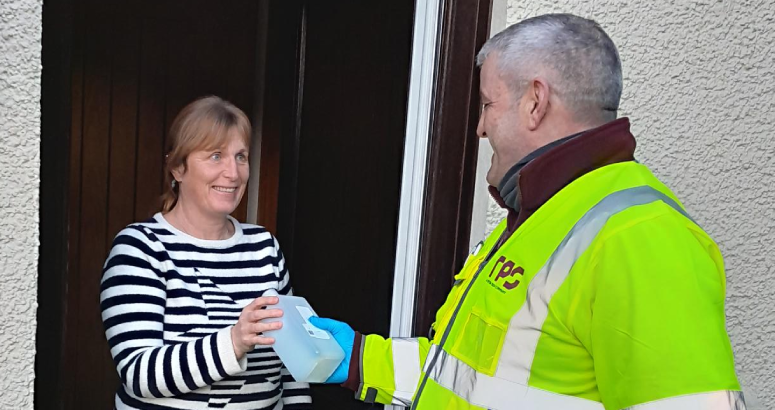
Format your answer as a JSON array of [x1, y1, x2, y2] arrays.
[[308, 317, 354, 384]]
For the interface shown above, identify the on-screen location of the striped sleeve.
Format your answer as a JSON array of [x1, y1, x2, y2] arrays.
[[273, 235, 292, 295], [272, 235, 313, 408], [100, 227, 248, 399]]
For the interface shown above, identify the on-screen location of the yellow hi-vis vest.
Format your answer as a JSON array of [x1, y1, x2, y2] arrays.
[[355, 162, 744, 410]]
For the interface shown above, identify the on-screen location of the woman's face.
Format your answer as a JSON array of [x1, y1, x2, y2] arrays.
[[173, 128, 249, 219]]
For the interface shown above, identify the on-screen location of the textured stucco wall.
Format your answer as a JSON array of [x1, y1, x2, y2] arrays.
[[476, 0, 775, 407], [0, 0, 42, 408]]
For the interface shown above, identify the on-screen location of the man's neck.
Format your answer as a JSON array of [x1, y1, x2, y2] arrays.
[[490, 117, 635, 234], [498, 117, 612, 195], [497, 131, 582, 210]]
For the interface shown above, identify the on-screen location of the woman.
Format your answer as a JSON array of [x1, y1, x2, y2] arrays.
[[100, 96, 312, 409]]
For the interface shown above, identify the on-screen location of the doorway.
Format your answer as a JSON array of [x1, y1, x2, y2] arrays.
[[37, 0, 414, 409], [38, 0, 492, 408]]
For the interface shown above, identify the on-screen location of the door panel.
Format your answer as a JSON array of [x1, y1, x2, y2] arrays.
[[60, 1, 261, 408], [69, 3, 114, 406], [275, 2, 415, 407]]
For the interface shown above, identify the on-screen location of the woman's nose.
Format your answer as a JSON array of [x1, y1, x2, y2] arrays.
[[222, 158, 238, 179]]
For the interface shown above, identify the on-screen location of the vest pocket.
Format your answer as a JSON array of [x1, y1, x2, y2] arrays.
[[451, 307, 506, 376], [432, 256, 485, 343]]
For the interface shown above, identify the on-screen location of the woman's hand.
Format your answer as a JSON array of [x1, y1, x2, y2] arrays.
[[231, 296, 283, 360]]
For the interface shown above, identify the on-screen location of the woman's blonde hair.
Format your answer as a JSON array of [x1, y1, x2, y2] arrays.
[[162, 96, 252, 213]]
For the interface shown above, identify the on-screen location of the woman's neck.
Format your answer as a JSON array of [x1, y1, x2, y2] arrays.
[[165, 202, 234, 240]]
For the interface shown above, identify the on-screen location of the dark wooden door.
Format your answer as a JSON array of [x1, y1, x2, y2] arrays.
[[40, 0, 263, 408], [39, 0, 416, 409], [271, 2, 415, 408]]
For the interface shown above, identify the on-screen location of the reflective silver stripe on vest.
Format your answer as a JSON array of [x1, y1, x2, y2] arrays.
[[496, 185, 690, 384], [421, 186, 691, 408], [424, 345, 604, 410], [355, 335, 366, 401], [623, 390, 746, 410], [391, 338, 421, 407]]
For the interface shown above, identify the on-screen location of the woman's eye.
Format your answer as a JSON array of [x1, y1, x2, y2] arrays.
[[237, 154, 248, 163], [210, 153, 221, 161]]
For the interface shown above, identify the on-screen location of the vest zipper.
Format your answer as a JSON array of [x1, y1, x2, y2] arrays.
[[410, 230, 506, 409]]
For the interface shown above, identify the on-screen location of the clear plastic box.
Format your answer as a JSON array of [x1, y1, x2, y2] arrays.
[[261, 289, 345, 383]]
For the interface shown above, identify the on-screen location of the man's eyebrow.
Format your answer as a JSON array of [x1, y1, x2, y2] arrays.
[[480, 90, 490, 101]]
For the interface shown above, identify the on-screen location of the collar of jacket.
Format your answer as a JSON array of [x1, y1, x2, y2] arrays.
[[488, 117, 637, 234]]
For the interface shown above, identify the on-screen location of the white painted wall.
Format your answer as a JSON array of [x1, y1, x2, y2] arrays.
[[0, 0, 42, 408], [472, 0, 774, 407]]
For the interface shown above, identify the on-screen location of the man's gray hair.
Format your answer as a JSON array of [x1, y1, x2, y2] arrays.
[[477, 14, 622, 124]]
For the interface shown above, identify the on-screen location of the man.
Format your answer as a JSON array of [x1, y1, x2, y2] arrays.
[[310, 13, 745, 409]]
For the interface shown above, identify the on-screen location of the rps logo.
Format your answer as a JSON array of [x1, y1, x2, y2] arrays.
[[487, 256, 524, 290]]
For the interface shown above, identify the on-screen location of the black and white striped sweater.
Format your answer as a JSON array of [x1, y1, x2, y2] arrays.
[[100, 213, 312, 409]]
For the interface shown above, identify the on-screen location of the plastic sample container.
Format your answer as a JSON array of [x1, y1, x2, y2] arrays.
[[261, 289, 345, 383]]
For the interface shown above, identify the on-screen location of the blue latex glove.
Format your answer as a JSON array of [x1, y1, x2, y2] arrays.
[[308, 316, 354, 384]]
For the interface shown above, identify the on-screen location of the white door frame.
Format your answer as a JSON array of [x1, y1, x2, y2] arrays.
[[388, 0, 443, 343], [387, 1, 444, 407]]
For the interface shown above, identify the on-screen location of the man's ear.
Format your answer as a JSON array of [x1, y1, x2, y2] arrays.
[[525, 78, 550, 131]]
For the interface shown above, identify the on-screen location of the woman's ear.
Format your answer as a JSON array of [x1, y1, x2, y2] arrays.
[[170, 160, 185, 183]]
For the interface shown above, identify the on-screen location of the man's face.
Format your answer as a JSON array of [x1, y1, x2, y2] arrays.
[[477, 56, 531, 187]]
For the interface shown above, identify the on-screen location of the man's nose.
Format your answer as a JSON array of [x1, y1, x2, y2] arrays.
[[476, 114, 486, 139]]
